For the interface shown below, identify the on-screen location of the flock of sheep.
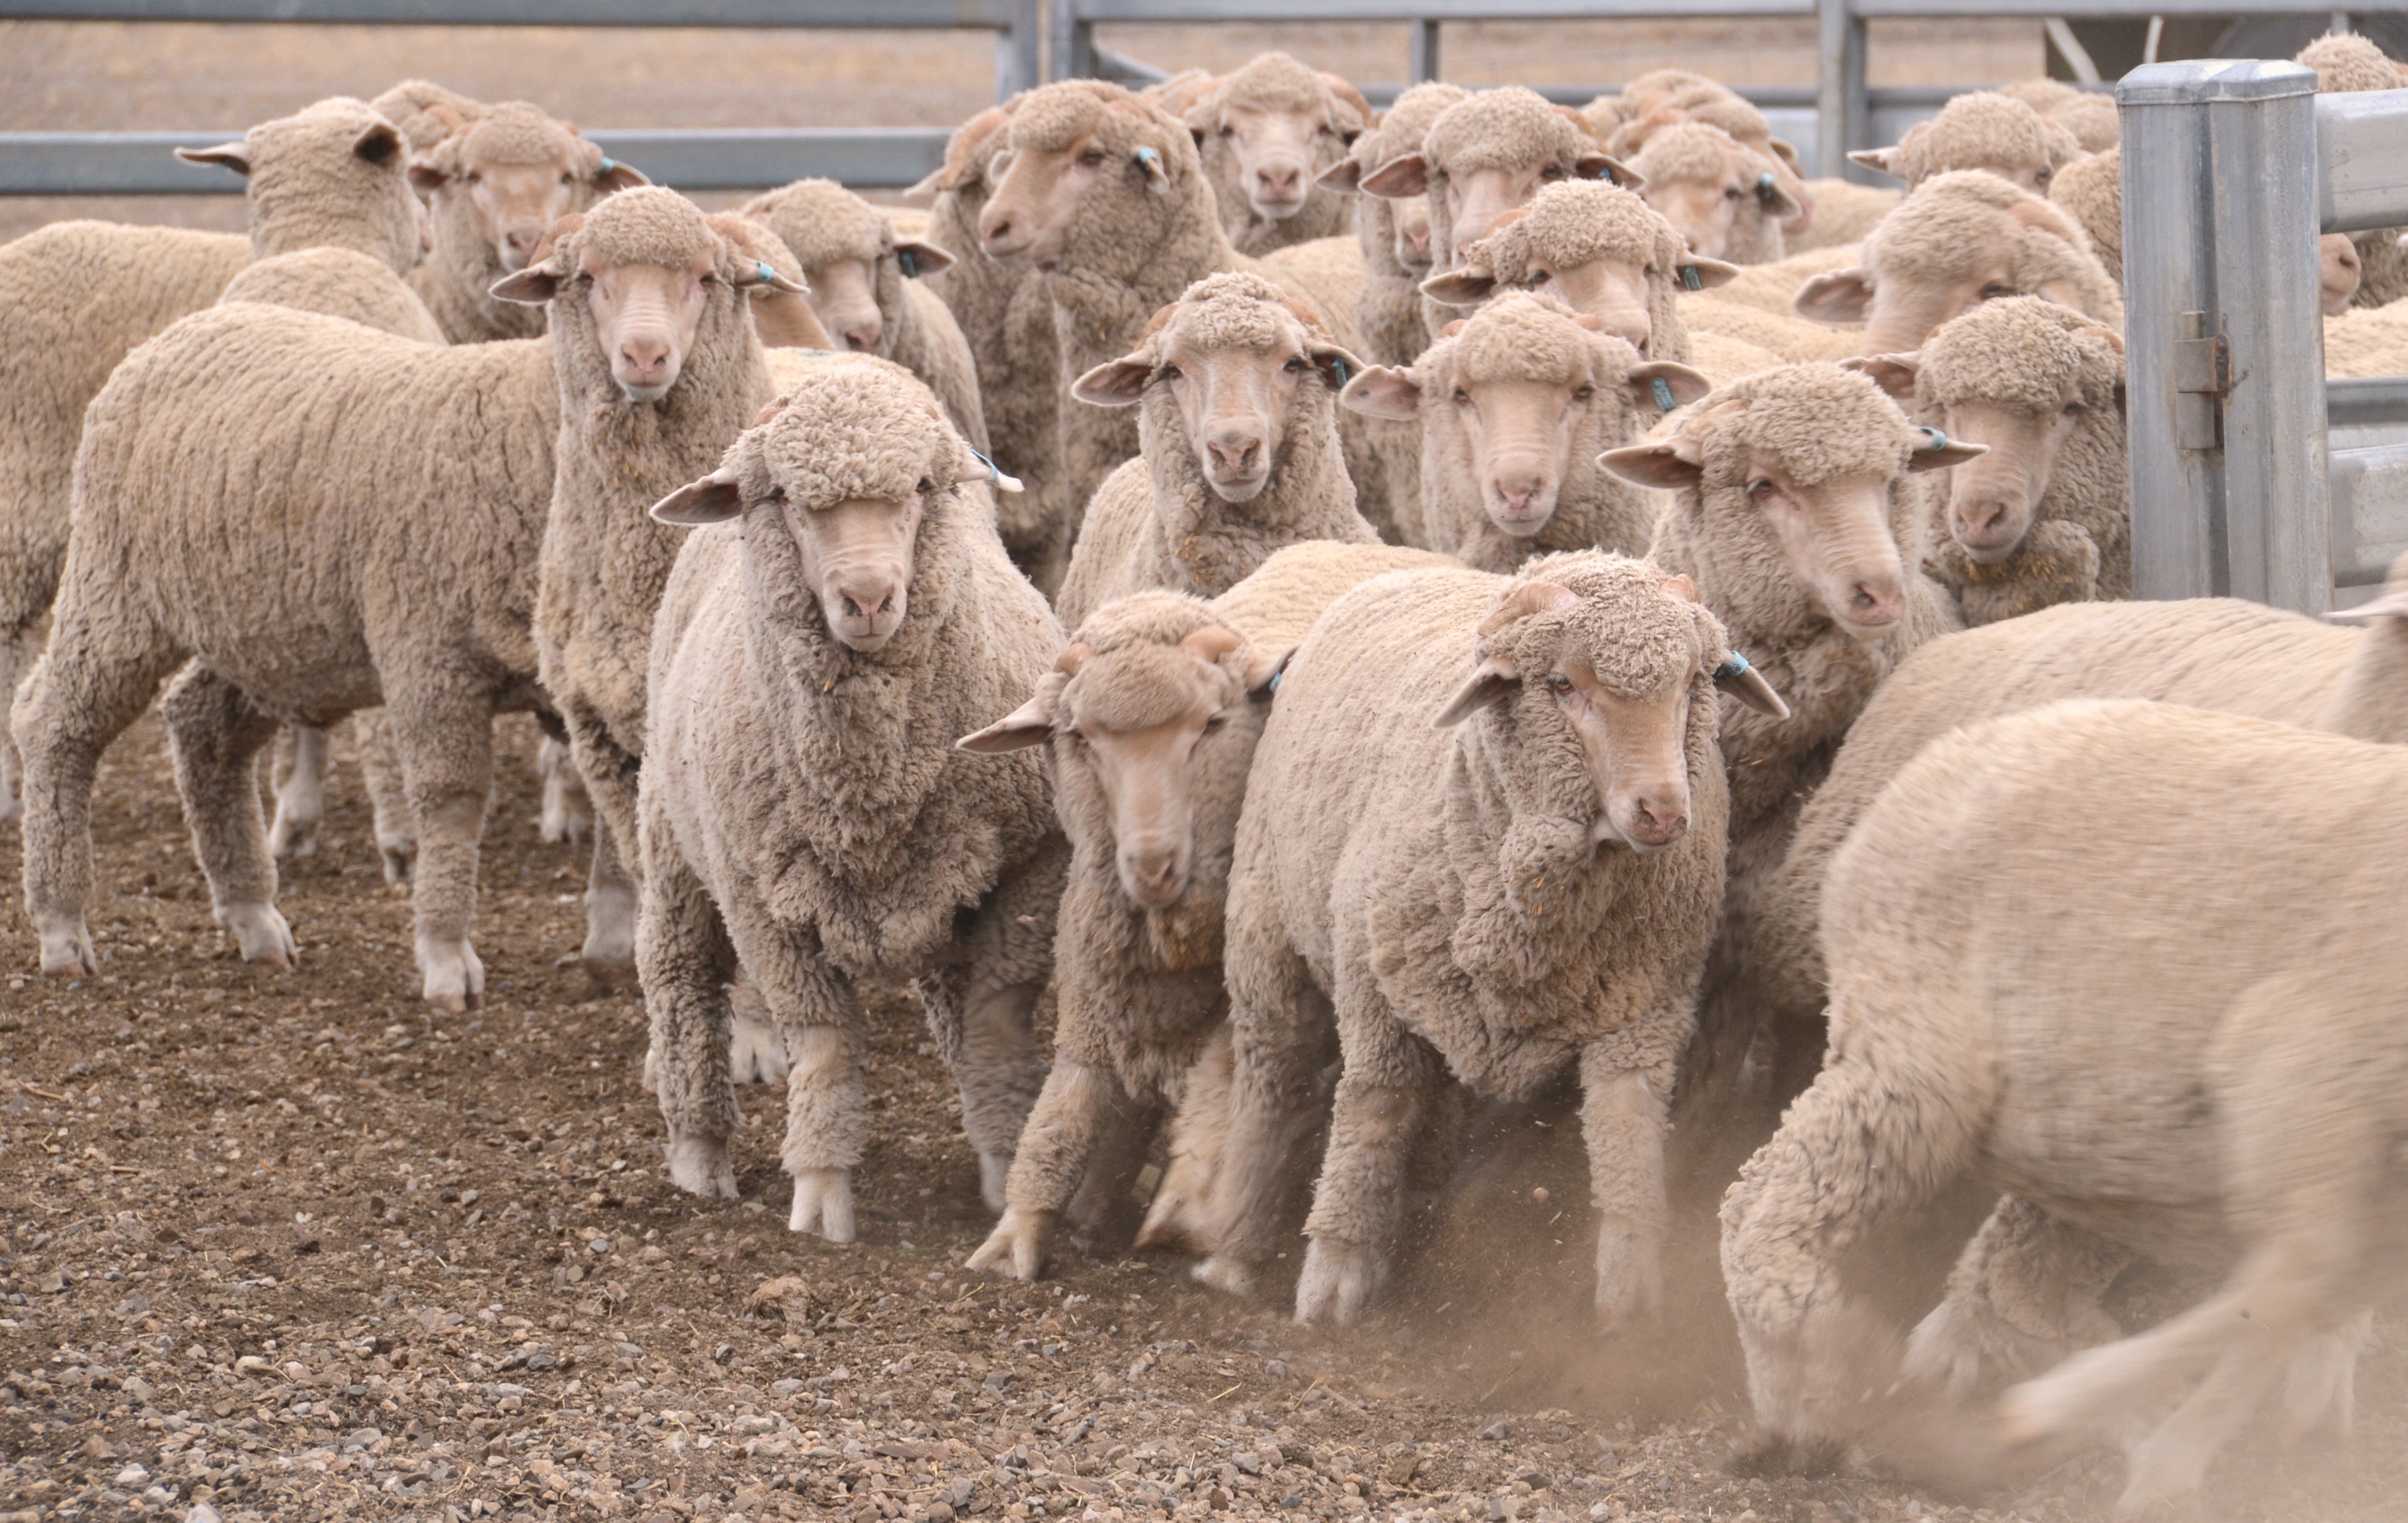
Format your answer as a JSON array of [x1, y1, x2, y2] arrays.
[[3, 31, 2406, 1517]]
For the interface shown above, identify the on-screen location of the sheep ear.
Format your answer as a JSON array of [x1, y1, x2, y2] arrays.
[[1360, 152, 1429, 199], [650, 468, 745, 526], [1244, 645, 1293, 697], [1599, 438, 1706, 490], [1317, 157, 1365, 193], [175, 141, 251, 177], [1754, 172, 1803, 220], [1843, 351, 1921, 399], [1679, 256, 1742, 290], [353, 122, 403, 166], [490, 266, 562, 304], [1479, 580, 1580, 634], [1848, 147, 1905, 180], [1715, 655, 1790, 719], [1433, 662, 1519, 728], [2331, 583, 2408, 621], [1419, 268, 1496, 306], [901, 164, 950, 202], [1626, 362, 1712, 415], [1794, 268, 1876, 324], [2072, 323, 2126, 356], [893, 238, 954, 278], [957, 692, 1057, 753], [407, 161, 450, 192], [1578, 152, 1641, 190], [1071, 354, 1154, 407], [1340, 364, 1422, 421], [594, 158, 650, 193], [1906, 427, 1988, 472], [1308, 340, 1366, 392]]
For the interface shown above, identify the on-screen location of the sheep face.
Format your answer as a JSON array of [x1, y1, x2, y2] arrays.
[[1626, 124, 1800, 264], [1390, 193, 1437, 273], [1362, 88, 1628, 270], [1186, 55, 1364, 225], [407, 103, 645, 274], [2323, 233, 2366, 315], [578, 248, 716, 400], [781, 491, 926, 652], [740, 178, 959, 355], [978, 88, 1190, 270]]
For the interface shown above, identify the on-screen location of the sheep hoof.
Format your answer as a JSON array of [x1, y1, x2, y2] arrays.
[[967, 1207, 1053, 1281], [35, 917, 98, 978], [218, 902, 298, 968], [267, 814, 318, 861], [665, 1133, 738, 1197], [978, 1151, 1011, 1214], [789, 1167, 857, 1242], [1191, 1253, 1257, 1300], [728, 1010, 790, 1085], [377, 841, 417, 887], [1134, 1190, 1211, 1255], [1592, 1231, 1663, 1331], [1294, 1236, 1384, 1326], [417, 937, 486, 1012]]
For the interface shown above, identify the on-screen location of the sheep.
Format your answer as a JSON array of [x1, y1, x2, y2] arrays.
[[2298, 34, 2408, 308], [1592, 71, 1812, 231], [1616, 122, 1800, 266], [2048, 143, 2362, 312], [637, 362, 1065, 1232], [1705, 244, 1866, 318], [2321, 289, 2408, 376], [1416, 180, 1741, 365], [0, 94, 423, 823], [1999, 76, 2121, 153], [1684, 329, 1789, 388], [1846, 91, 2082, 195], [1678, 296, 1865, 363], [1849, 296, 2130, 624], [1720, 697, 2408, 1515], [1053, 272, 1379, 629], [12, 217, 810, 1010], [1782, 180, 1900, 253], [739, 177, 988, 450], [957, 539, 1454, 1280], [1792, 170, 2123, 357], [1341, 292, 1712, 573], [1180, 52, 1370, 258], [398, 97, 648, 344], [1190, 552, 1788, 1325]]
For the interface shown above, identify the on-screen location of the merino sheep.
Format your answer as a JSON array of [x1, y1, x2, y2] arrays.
[[1418, 180, 1740, 364], [1782, 179, 1900, 253], [1721, 698, 2408, 1515], [740, 177, 988, 450], [1592, 72, 1813, 237], [1342, 292, 1711, 572], [2299, 34, 2408, 307], [399, 97, 648, 343], [1622, 121, 1802, 266], [2048, 145, 2363, 311], [2000, 77, 2121, 154], [958, 539, 1454, 1280], [1181, 52, 1370, 257], [1678, 295, 1866, 363], [1192, 553, 1787, 1326], [1704, 244, 1865, 318], [1846, 91, 2082, 195], [1054, 272, 1378, 629], [1851, 296, 2129, 623], [1793, 171, 2123, 356], [638, 363, 1065, 1233], [0, 94, 423, 823]]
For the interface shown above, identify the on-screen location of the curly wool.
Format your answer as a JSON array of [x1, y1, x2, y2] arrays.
[[1056, 271, 1377, 627], [370, 78, 483, 152], [1188, 52, 1367, 257], [1456, 180, 1698, 363], [2298, 35, 2408, 307], [1420, 86, 1610, 285], [1346, 81, 1467, 362], [407, 100, 620, 344], [1869, 91, 2078, 190], [2048, 147, 2121, 281], [1784, 180, 1899, 253], [218, 246, 446, 344], [1862, 170, 2123, 326], [1627, 122, 1790, 265]]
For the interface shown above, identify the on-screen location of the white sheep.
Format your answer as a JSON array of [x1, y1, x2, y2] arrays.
[[1179, 53, 1371, 258], [639, 361, 1065, 1233]]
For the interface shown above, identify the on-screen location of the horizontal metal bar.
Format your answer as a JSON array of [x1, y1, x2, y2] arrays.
[[2329, 377, 2408, 429], [2318, 89, 2408, 235], [0, 0, 1017, 23], [1077, 0, 1811, 18], [0, 127, 953, 193], [1852, 0, 2396, 12], [2329, 440, 2408, 586]]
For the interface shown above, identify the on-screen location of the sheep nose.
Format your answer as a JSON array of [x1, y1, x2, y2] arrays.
[[1956, 500, 2013, 545], [1256, 164, 1303, 201], [1205, 429, 1263, 481], [1125, 851, 1181, 904], [1598, 311, 1651, 351], [620, 337, 671, 380], [502, 226, 544, 266], [842, 315, 883, 353], [834, 578, 902, 638], [1493, 468, 1545, 515], [1848, 578, 1904, 627], [979, 209, 1016, 251], [1626, 797, 1689, 847]]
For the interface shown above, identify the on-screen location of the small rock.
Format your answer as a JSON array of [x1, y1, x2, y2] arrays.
[[114, 1463, 150, 1487], [1530, 1186, 1549, 1204], [1233, 1453, 1261, 1476], [745, 1275, 812, 1321], [771, 1378, 804, 1395], [493, 1382, 530, 1400], [188, 1503, 223, 1523], [234, 1354, 270, 1376], [982, 1370, 1012, 1391], [588, 1237, 612, 1255], [524, 1351, 558, 1371], [1480, 1418, 1512, 1442], [35, 1269, 65, 1294], [81, 1434, 115, 1459]]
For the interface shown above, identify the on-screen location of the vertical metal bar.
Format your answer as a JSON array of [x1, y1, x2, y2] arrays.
[[1047, 0, 1081, 81], [1818, 0, 1868, 186], [998, 0, 1040, 98], [1410, 19, 1440, 85], [2119, 61, 2327, 614]]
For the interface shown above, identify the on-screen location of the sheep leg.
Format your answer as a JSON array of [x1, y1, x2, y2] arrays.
[[929, 960, 1046, 1212], [352, 709, 416, 886], [1719, 1034, 1990, 1467], [162, 665, 298, 969], [0, 617, 34, 823], [1137, 1022, 1235, 1254], [1904, 1193, 2132, 1399], [266, 724, 330, 861], [1061, 1082, 1156, 1239], [535, 734, 592, 846], [12, 610, 183, 977], [1295, 1019, 1444, 1328], [971, 1059, 1138, 1282], [382, 686, 496, 1012], [726, 973, 791, 1086], [1196, 937, 1334, 1300], [563, 711, 641, 991], [635, 836, 741, 1199], [1580, 1041, 1680, 1330]]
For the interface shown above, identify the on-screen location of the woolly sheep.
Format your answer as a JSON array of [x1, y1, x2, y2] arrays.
[[1851, 296, 2130, 623], [1623, 121, 1802, 266], [1054, 272, 1377, 629], [1418, 180, 1740, 365], [1782, 179, 1900, 253], [1192, 553, 1787, 1325], [1342, 292, 1711, 572], [1702, 244, 1865, 318], [0, 95, 422, 823], [1793, 171, 2123, 356], [1678, 296, 1865, 364], [1592, 72, 1812, 238], [12, 218, 808, 1009], [2049, 145, 2363, 311], [957, 539, 1454, 1280], [1999, 77, 2121, 153], [2299, 35, 2408, 307], [637, 363, 1065, 1233], [1684, 329, 1789, 388], [2321, 288, 2408, 376], [398, 96, 648, 343], [1181, 52, 1370, 258], [1846, 91, 2082, 195], [1721, 698, 2408, 1515], [740, 177, 988, 451]]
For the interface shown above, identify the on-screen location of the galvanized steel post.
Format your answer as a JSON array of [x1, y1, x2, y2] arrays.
[[1816, 0, 1867, 186], [2119, 60, 2329, 614]]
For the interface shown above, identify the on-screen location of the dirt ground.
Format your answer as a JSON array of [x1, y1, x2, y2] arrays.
[[0, 710, 2404, 1523]]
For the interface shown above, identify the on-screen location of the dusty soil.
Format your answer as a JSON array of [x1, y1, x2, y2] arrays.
[[1, 712, 2405, 1523]]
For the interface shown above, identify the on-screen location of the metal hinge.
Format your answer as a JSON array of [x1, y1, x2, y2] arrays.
[[2173, 311, 2228, 451]]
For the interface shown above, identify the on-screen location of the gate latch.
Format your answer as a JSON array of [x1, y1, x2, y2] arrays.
[[2173, 311, 2228, 451]]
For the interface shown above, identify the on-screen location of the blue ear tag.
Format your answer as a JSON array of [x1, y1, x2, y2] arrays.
[[1329, 358, 1351, 388], [1917, 425, 1950, 452], [1715, 651, 1752, 680], [968, 448, 1026, 494], [1266, 668, 1283, 694], [756, 261, 776, 285], [1136, 146, 1164, 177], [898, 248, 919, 279], [1651, 376, 1677, 412], [1757, 171, 1775, 195], [1679, 264, 1703, 291], [597, 156, 616, 175]]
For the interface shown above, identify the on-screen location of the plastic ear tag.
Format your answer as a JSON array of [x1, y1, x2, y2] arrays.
[[756, 261, 776, 285], [898, 248, 919, 279], [1678, 264, 1703, 291], [1136, 146, 1164, 175], [1266, 668, 1283, 694], [1651, 377, 1678, 412], [1715, 651, 1751, 679], [1917, 425, 1950, 451], [969, 448, 1025, 494], [597, 156, 616, 175], [1757, 171, 1775, 194], [1330, 358, 1351, 388]]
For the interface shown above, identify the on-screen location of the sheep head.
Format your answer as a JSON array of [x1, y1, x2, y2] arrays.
[[1184, 52, 1367, 224], [1846, 92, 2074, 195], [960, 599, 1283, 918], [651, 362, 986, 654], [1624, 122, 1799, 263], [405, 100, 646, 274], [2321, 233, 2364, 315], [741, 178, 957, 354], [1320, 81, 1468, 277], [1344, 292, 1708, 543], [978, 82, 1197, 269], [1362, 87, 1635, 271], [1072, 272, 1362, 505]]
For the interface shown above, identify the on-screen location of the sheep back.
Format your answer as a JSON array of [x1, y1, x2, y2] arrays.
[[218, 247, 446, 344]]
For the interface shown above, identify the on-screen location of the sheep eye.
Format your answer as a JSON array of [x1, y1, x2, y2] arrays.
[[1219, 124, 1235, 138], [1158, 363, 1182, 382], [1540, 165, 1565, 180], [916, 477, 936, 495], [1203, 713, 1229, 732], [1748, 478, 1778, 502], [560, 171, 574, 186], [2062, 399, 2086, 416], [1544, 674, 1573, 694], [1522, 270, 1552, 288], [767, 485, 788, 503], [1573, 383, 1596, 401], [1724, 187, 1744, 201], [1284, 356, 1309, 373], [1981, 283, 2011, 300], [1452, 387, 1472, 404]]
